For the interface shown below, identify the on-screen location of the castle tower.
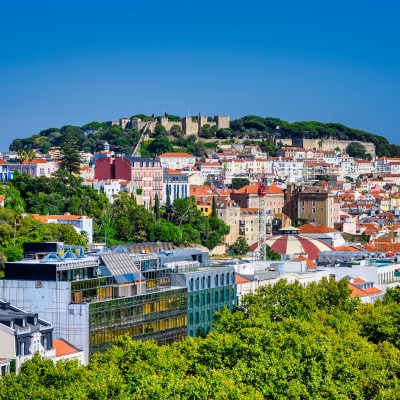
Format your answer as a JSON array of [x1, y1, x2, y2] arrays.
[[215, 115, 230, 130]]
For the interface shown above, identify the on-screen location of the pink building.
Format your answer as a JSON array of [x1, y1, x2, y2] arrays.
[[8, 159, 58, 178], [94, 156, 163, 208]]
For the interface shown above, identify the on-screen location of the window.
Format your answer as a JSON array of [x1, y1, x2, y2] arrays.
[[221, 274, 224, 286], [215, 275, 219, 287], [201, 276, 205, 289], [195, 277, 199, 290], [21, 342, 25, 356], [43, 337, 48, 350], [207, 276, 211, 288], [189, 279, 194, 291], [33, 337, 40, 352]]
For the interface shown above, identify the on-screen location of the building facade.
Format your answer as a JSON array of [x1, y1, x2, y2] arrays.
[[169, 263, 236, 337], [163, 169, 189, 203], [94, 156, 163, 207], [0, 300, 55, 373], [1, 243, 188, 363]]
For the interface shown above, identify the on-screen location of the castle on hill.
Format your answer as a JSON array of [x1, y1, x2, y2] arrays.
[[107, 114, 230, 135]]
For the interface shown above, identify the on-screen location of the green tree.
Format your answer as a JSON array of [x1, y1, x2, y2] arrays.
[[230, 236, 250, 255], [211, 196, 217, 218], [17, 149, 27, 173], [153, 124, 167, 137], [346, 142, 368, 159], [266, 244, 280, 260], [154, 192, 160, 220], [147, 135, 172, 156], [59, 127, 82, 176], [170, 124, 184, 138], [231, 178, 250, 190]]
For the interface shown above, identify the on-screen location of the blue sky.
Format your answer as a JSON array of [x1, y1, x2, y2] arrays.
[[1, 0, 400, 150]]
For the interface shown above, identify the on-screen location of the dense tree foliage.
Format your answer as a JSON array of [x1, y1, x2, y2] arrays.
[[231, 116, 400, 157], [346, 141, 370, 159], [9, 123, 141, 155], [11, 115, 397, 158], [59, 128, 82, 176], [2, 173, 229, 251], [4, 279, 400, 398], [231, 178, 250, 190], [0, 206, 87, 267], [230, 236, 250, 255]]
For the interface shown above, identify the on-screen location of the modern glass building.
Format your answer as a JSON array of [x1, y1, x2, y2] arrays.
[[169, 262, 237, 336], [2, 243, 188, 361]]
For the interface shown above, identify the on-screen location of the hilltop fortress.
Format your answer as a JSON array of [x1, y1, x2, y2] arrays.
[[107, 114, 230, 135]]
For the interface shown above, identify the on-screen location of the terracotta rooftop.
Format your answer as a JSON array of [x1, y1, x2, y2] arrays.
[[299, 223, 336, 234], [234, 183, 283, 195], [31, 214, 89, 222], [236, 274, 250, 285], [292, 254, 315, 270], [53, 339, 80, 357]]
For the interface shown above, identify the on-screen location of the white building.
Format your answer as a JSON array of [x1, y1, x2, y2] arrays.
[[82, 179, 128, 204], [31, 214, 93, 243], [157, 152, 196, 171]]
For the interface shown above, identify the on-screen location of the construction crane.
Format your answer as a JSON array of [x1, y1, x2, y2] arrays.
[[257, 180, 268, 260]]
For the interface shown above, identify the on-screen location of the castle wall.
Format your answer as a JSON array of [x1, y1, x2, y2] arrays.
[[160, 118, 183, 131], [182, 117, 199, 135], [294, 138, 376, 157], [215, 115, 230, 130], [112, 114, 230, 135], [119, 118, 130, 129]]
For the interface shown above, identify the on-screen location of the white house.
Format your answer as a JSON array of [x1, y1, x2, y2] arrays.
[[157, 152, 196, 171]]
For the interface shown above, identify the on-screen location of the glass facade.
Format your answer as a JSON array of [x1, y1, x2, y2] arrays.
[[89, 288, 187, 355], [172, 267, 237, 337]]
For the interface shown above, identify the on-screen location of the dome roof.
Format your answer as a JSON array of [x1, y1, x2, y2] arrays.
[[251, 234, 335, 261]]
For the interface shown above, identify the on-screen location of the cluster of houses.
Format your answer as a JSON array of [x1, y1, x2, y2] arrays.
[[3, 140, 400, 373]]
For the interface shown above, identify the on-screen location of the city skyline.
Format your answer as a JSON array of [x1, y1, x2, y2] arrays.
[[1, 0, 400, 150]]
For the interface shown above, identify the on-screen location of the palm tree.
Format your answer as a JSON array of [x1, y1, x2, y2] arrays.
[[26, 149, 36, 176], [17, 150, 27, 173]]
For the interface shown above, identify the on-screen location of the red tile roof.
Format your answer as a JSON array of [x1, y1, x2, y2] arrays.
[[299, 223, 336, 234], [53, 339, 80, 357], [234, 183, 283, 195], [236, 274, 250, 284]]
